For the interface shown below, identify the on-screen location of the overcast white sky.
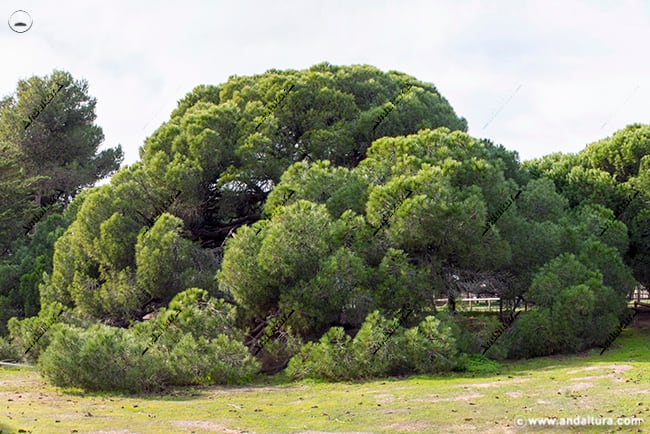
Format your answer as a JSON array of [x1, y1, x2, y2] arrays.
[[2, 0, 649, 170]]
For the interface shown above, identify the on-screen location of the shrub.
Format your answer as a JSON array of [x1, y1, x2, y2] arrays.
[[458, 354, 502, 375], [39, 321, 260, 392], [348, 311, 399, 378], [285, 342, 317, 380], [167, 334, 259, 386], [39, 323, 165, 392], [286, 310, 461, 381], [38, 289, 260, 392], [520, 252, 631, 357], [505, 310, 555, 358], [286, 327, 352, 381], [8, 302, 65, 362], [436, 311, 477, 353], [131, 288, 243, 350], [397, 315, 459, 374], [0, 336, 19, 362], [474, 313, 515, 360]]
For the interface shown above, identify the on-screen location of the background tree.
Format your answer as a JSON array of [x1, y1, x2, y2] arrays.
[[509, 252, 625, 357], [0, 70, 123, 205], [0, 70, 123, 330], [524, 123, 649, 289], [0, 143, 38, 254]]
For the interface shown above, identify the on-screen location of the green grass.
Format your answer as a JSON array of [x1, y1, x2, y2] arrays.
[[1, 325, 649, 433]]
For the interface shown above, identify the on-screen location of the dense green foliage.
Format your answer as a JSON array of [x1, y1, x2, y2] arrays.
[[286, 311, 460, 381], [7, 301, 67, 362], [38, 289, 259, 392], [524, 123, 650, 289], [35, 63, 468, 324], [1, 63, 648, 391], [0, 70, 123, 326], [0, 336, 19, 361], [0, 70, 122, 199]]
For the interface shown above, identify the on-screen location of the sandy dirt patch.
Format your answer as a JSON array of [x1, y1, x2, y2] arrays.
[[381, 421, 434, 432], [566, 364, 633, 374], [558, 382, 593, 393], [470, 377, 531, 388], [89, 431, 137, 434], [410, 392, 485, 403], [171, 420, 244, 432], [297, 432, 372, 434]]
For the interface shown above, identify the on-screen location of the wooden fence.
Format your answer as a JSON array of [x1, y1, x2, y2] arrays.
[[434, 297, 501, 311]]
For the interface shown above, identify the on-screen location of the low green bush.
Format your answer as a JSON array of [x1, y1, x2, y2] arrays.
[[39, 323, 163, 392], [505, 310, 555, 358], [475, 313, 513, 360], [0, 336, 19, 361], [39, 321, 260, 392], [8, 302, 65, 362], [38, 289, 260, 392], [396, 315, 459, 374], [458, 353, 502, 375], [287, 327, 352, 381], [167, 334, 259, 385], [286, 310, 461, 381]]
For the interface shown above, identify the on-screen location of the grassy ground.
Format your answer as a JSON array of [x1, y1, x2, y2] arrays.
[[1, 324, 649, 433]]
